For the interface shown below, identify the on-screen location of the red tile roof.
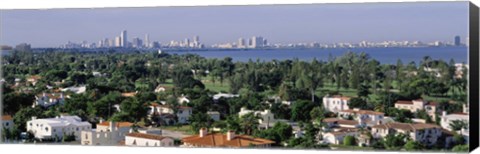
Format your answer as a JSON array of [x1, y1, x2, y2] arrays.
[[182, 133, 274, 147], [395, 100, 413, 105], [126, 133, 171, 141], [2, 115, 13, 121]]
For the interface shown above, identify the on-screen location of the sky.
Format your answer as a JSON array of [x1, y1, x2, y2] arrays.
[[0, 1, 470, 48]]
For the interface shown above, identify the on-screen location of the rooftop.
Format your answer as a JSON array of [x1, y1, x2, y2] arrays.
[[126, 133, 171, 141], [2, 115, 13, 121], [182, 132, 274, 147]]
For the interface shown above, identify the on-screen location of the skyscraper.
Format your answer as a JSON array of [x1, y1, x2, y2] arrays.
[[115, 36, 122, 47], [251, 36, 264, 48], [132, 37, 143, 48], [454, 36, 461, 46], [185, 38, 190, 47], [238, 38, 245, 48], [120, 30, 128, 47], [193, 36, 199, 43], [144, 34, 150, 48]]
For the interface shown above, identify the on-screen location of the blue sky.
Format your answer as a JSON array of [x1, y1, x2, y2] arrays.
[[0, 2, 469, 48]]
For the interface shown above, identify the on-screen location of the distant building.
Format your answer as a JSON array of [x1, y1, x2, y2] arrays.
[[15, 43, 31, 52], [322, 118, 360, 129], [34, 93, 66, 108], [27, 116, 92, 141], [322, 128, 359, 145], [454, 36, 461, 46], [207, 111, 221, 121], [177, 106, 192, 124], [250, 36, 264, 48], [322, 95, 351, 113], [371, 122, 453, 147], [115, 37, 122, 47], [2, 115, 14, 130], [120, 30, 128, 47], [178, 95, 190, 105], [238, 38, 246, 48], [132, 37, 143, 48], [212, 93, 239, 102], [238, 107, 275, 129], [338, 109, 385, 126], [182, 128, 274, 148], [125, 133, 174, 147]]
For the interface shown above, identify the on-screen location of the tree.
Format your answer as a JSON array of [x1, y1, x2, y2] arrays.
[[309, 106, 325, 121], [13, 107, 44, 132], [348, 98, 369, 110], [291, 100, 316, 122], [343, 135, 356, 146], [452, 144, 469, 152], [449, 120, 469, 131], [404, 140, 424, 151], [189, 112, 212, 132], [384, 133, 407, 150], [239, 112, 260, 135]]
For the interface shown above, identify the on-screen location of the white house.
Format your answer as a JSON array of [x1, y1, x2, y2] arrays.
[[61, 85, 87, 94], [238, 107, 275, 128], [394, 99, 438, 121], [125, 133, 174, 147], [213, 93, 239, 102], [2, 115, 14, 130], [177, 106, 193, 124], [81, 121, 133, 146], [154, 85, 172, 93], [207, 111, 221, 121], [27, 116, 92, 141], [371, 122, 450, 146], [322, 128, 359, 145], [178, 96, 190, 105], [322, 95, 351, 113], [440, 111, 469, 131], [322, 118, 360, 129], [338, 109, 385, 126], [33, 93, 67, 108]]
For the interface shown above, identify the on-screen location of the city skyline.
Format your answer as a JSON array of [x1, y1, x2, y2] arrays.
[[1, 2, 469, 48]]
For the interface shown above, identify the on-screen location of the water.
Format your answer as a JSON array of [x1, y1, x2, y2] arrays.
[[169, 46, 468, 64]]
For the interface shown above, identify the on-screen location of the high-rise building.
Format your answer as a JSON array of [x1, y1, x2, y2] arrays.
[[115, 36, 122, 47], [132, 37, 143, 48], [238, 38, 245, 48], [184, 38, 190, 47], [454, 36, 461, 46], [120, 30, 128, 47], [193, 36, 199, 43], [250, 36, 264, 48], [144, 34, 150, 48]]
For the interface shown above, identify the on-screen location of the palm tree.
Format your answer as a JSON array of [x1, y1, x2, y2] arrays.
[[239, 112, 260, 135], [449, 120, 468, 131]]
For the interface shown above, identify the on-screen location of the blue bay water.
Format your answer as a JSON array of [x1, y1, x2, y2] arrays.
[[169, 46, 468, 64]]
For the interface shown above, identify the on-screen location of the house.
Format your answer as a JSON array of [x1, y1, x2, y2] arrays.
[[26, 75, 41, 86], [177, 106, 192, 124], [61, 85, 87, 94], [81, 121, 133, 146], [33, 93, 67, 108], [322, 128, 359, 145], [371, 122, 449, 146], [27, 115, 92, 141], [322, 95, 351, 113], [394, 99, 438, 121], [238, 107, 275, 129], [2, 115, 14, 130], [181, 128, 274, 148], [357, 131, 372, 147], [212, 93, 239, 102], [207, 111, 221, 121], [154, 85, 172, 93], [440, 111, 469, 131], [125, 133, 174, 147], [463, 103, 469, 114], [121, 91, 137, 97], [178, 96, 190, 105], [454, 63, 468, 79], [338, 109, 385, 126], [322, 118, 360, 129]]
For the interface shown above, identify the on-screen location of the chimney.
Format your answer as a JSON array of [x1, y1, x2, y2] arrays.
[[199, 128, 207, 137], [109, 121, 116, 132], [32, 116, 37, 120], [227, 130, 235, 141], [442, 111, 447, 117]]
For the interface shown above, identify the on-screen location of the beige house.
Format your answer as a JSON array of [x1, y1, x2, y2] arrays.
[[371, 122, 451, 146], [81, 121, 133, 146], [322, 95, 351, 113], [338, 109, 385, 126], [125, 133, 174, 147], [322, 128, 359, 145], [394, 99, 438, 121]]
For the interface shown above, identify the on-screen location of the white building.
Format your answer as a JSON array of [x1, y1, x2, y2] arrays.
[[212, 93, 239, 101], [322, 128, 359, 145], [322, 95, 351, 113], [371, 122, 450, 146], [440, 111, 469, 131], [322, 118, 360, 129], [61, 85, 86, 94], [178, 96, 190, 105], [238, 107, 275, 128], [81, 121, 133, 146], [27, 116, 92, 141], [33, 93, 66, 108], [394, 99, 438, 121], [338, 109, 385, 126], [207, 111, 221, 121], [125, 133, 174, 147], [2, 115, 14, 130], [177, 106, 193, 124]]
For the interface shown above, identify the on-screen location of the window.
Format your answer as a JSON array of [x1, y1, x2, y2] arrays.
[[132, 140, 137, 145], [5, 122, 9, 126], [85, 134, 88, 139], [146, 142, 149, 146], [53, 129, 56, 132], [76, 127, 79, 131], [45, 127, 49, 132]]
